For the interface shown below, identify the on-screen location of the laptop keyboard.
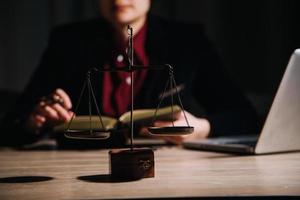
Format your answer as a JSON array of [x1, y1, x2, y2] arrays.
[[227, 140, 257, 147], [199, 135, 258, 147]]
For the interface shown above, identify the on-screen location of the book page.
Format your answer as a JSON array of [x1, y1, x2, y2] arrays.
[[119, 105, 181, 125], [54, 116, 118, 132]]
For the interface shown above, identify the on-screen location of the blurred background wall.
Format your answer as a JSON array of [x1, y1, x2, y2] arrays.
[[0, 0, 299, 117]]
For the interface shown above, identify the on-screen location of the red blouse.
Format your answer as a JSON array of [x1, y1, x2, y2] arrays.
[[102, 24, 149, 117]]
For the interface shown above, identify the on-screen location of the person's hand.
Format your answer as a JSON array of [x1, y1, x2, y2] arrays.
[[141, 111, 210, 145], [26, 88, 74, 133]]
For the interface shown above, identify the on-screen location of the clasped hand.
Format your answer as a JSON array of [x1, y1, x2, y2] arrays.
[[140, 111, 210, 144], [26, 88, 73, 133]]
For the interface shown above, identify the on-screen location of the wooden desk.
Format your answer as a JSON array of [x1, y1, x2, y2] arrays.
[[0, 147, 299, 199]]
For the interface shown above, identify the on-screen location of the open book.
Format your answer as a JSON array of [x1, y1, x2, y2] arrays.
[[54, 105, 181, 132]]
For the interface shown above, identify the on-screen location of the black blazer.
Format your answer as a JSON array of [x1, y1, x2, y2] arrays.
[[2, 15, 257, 147]]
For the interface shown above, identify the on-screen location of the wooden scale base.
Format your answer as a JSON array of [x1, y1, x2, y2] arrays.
[[109, 148, 154, 180]]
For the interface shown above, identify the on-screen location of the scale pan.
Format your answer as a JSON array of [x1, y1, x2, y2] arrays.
[[148, 126, 194, 136], [64, 129, 111, 140]]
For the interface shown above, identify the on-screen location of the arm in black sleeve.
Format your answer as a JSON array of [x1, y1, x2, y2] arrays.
[[1, 28, 67, 146], [190, 26, 258, 137]]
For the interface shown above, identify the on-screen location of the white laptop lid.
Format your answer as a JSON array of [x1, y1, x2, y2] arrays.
[[255, 49, 300, 154]]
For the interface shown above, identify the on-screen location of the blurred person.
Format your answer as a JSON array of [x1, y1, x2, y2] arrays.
[[1, 0, 257, 148]]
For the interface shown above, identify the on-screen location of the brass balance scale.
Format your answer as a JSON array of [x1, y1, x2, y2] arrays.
[[64, 26, 194, 180]]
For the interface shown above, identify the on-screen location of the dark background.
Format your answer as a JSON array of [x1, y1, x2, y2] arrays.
[[0, 0, 299, 118]]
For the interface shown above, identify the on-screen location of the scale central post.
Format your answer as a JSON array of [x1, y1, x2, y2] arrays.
[[128, 25, 134, 151], [109, 25, 155, 180]]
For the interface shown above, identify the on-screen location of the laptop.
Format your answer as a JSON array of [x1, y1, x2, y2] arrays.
[[183, 49, 300, 154]]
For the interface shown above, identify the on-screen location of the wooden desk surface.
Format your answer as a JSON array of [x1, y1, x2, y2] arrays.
[[0, 147, 299, 199]]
